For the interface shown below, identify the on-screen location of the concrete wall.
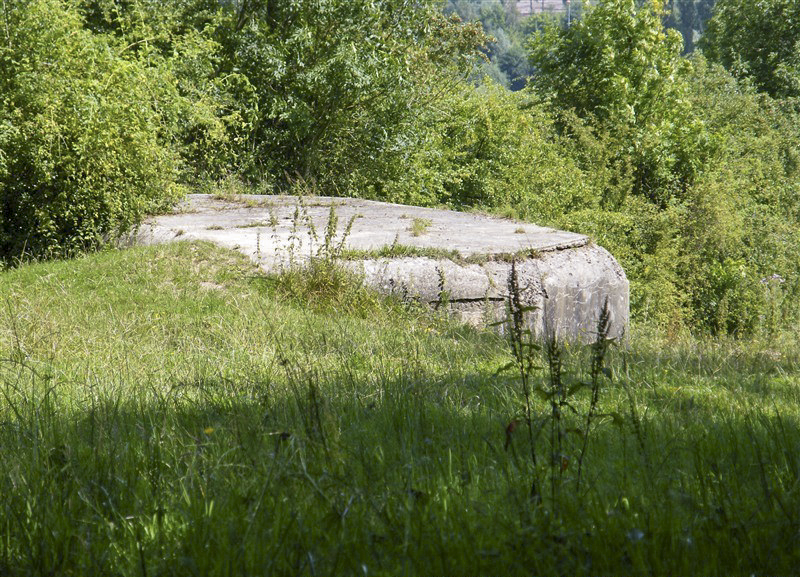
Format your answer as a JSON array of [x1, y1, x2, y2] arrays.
[[353, 244, 629, 343]]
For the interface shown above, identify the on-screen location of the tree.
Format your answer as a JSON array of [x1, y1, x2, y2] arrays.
[[678, 56, 800, 333], [366, 84, 592, 215], [701, 0, 800, 98], [530, 0, 686, 125], [77, 0, 256, 182], [217, 0, 487, 187], [528, 0, 702, 206]]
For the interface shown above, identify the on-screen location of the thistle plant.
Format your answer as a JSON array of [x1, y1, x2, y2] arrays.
[[501, 259, 541, 502]]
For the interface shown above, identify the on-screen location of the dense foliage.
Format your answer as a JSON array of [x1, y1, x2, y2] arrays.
[[215, 0, 486, 186], [523, 0, 800, 333], [701, 0, 800, 98], [1, 0, 799, 335], [0, 0, 184, 259], [679, 58, 800, 333], [530, 0, 700, 204], [0, 0, 485, 261]]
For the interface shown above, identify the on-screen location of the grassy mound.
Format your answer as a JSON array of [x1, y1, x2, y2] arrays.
[[1, 242, 798, 575]]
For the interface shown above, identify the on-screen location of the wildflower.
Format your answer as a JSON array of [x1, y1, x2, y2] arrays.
[[761, 274, 785, 284]]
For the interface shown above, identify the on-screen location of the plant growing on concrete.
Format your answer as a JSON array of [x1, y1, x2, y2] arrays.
[[409, 218, 433, 237], [271, 194, 370, 314], [435, 266, 451, 312]]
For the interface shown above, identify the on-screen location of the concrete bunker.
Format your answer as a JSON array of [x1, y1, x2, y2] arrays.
[[135, 194, 629, 342]]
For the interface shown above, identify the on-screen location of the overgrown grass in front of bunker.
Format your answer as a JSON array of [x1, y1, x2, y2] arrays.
[[0, 241, 799, 575]]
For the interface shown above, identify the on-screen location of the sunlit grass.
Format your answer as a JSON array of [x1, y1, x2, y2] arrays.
[[1, 242, 799, 575]]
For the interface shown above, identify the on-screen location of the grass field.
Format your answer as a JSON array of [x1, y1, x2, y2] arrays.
[[1, 241, 799, 576]]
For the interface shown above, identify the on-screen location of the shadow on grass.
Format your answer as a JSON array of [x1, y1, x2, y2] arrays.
[[2, 354, 799, 577]]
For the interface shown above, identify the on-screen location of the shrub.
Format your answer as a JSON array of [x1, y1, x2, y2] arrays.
[[701, 0, 800, 98], [78, 0, 257, 183], [0, 0, 183, 261], [678, 57, 800, 333], [217, 0, 487, 189], [528, 0, 705, 205], [360, 83, 592, 218]]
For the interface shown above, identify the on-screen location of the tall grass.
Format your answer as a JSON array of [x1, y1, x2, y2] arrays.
[[1, 242, 799, 575]]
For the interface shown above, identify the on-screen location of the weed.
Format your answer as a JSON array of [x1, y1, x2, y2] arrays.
[[235, 220, 271, 229], [543, 334, 566, 502], [208, 174, 269, 208], [270, 196, 371, 314], [499, 259, 542, 502], [409, 218, 432, 237], [319, 205, 356, 262], [575, 298, 613, 491], [435, 266, 450, 312], [339, 245, 542, 266], [341, 244, 463, 262], [499, 261, 617, 506]]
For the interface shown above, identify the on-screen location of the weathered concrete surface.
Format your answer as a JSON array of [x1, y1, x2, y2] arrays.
[[133, 194, 629, 341]]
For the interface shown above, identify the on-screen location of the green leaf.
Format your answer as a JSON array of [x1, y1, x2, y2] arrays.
[[494, 361, 517, 376], [567, 382, 588, 396], [603, 412, 625, 427]]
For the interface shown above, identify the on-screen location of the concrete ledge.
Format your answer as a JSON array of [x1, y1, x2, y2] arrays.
[[133, 194, 629, 342]]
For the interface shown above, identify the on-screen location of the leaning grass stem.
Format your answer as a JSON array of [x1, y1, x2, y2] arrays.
[[621, 352, 651, 476], [506, 260, 540, 502], [576, 298, 612, 492], [544, 335, 564, 503]]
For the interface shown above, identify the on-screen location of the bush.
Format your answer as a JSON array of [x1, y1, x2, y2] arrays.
[[677, 57, 800, 333], [524, 2, 800, 335], [216, 0, 487, 189], [359, 83, 592, 217], [701, 0, 800, 98], [0, 0, 183, 261], [78, 0, 257, 183], [528, 0, 705, 205]]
